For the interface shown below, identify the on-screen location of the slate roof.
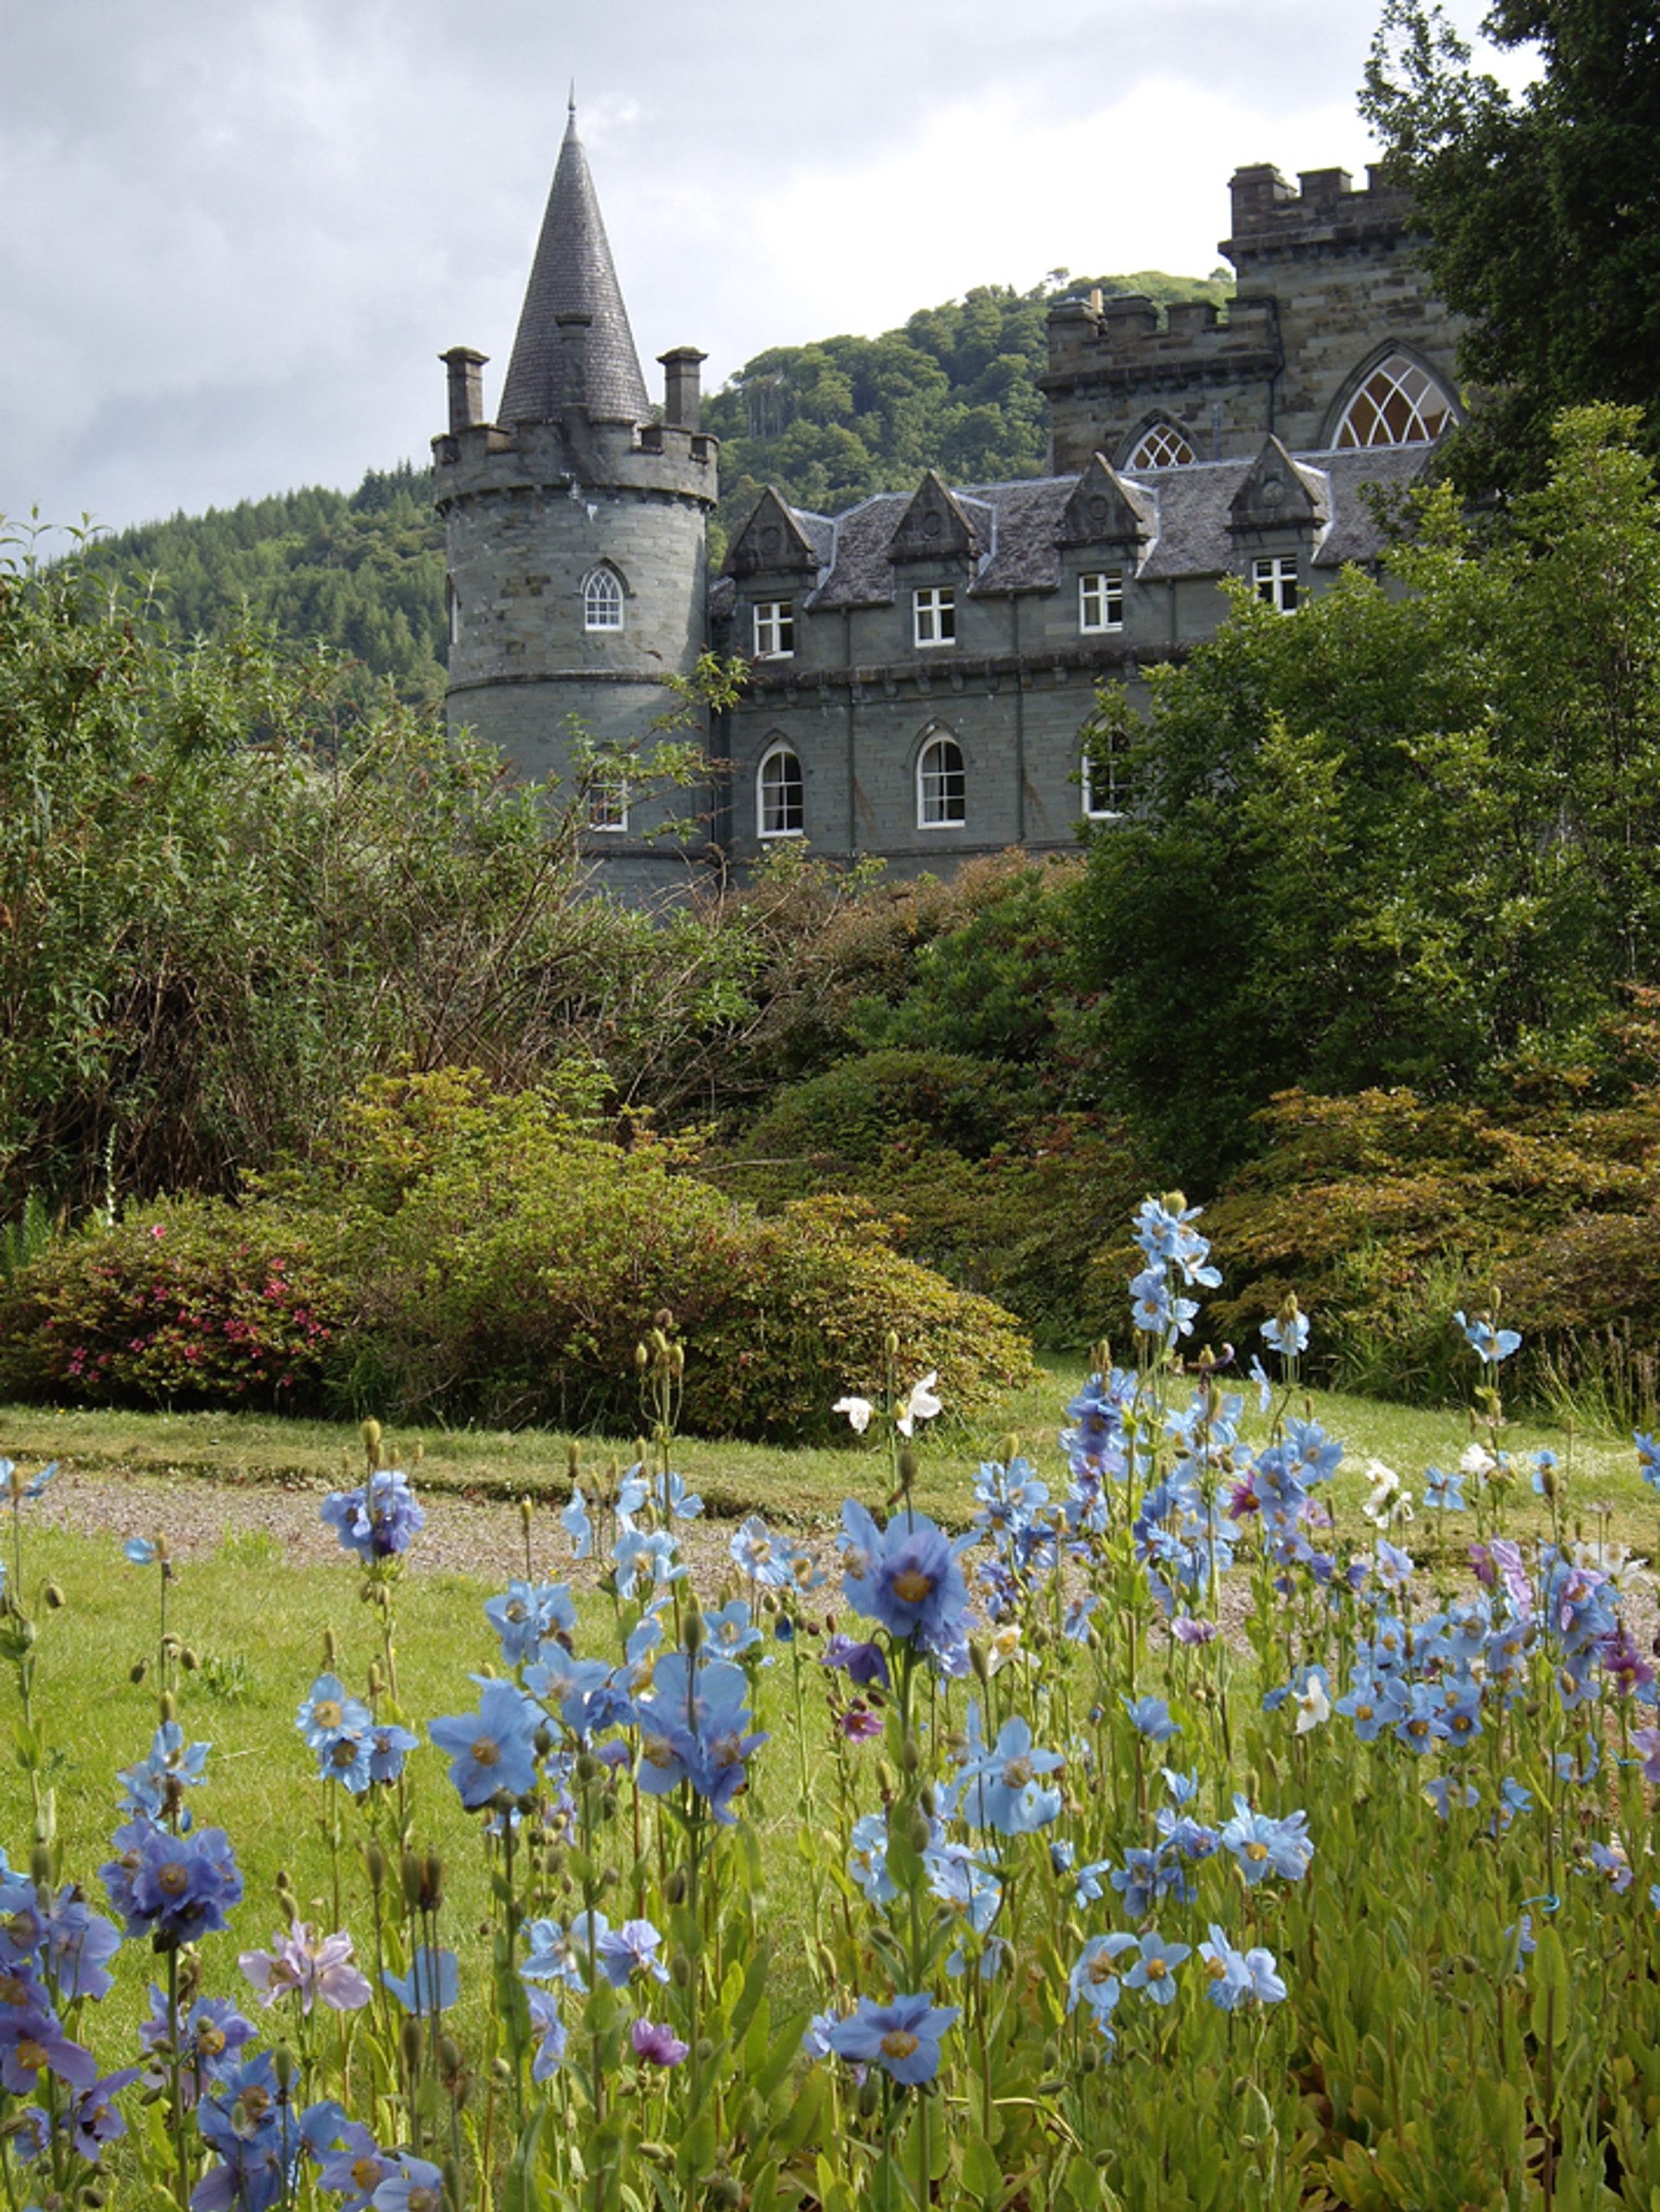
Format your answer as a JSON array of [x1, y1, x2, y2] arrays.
[[498, 106, 651, 429], [730, 441, 1432, 609]]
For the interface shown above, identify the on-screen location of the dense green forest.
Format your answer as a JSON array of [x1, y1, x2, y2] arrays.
[[68, 270, 1228, 706]]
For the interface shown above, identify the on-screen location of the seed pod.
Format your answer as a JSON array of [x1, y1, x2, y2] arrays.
[[43, 1584, 64, 1611]]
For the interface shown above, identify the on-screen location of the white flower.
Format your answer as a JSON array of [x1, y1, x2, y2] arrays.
[[1459, 1444, 1498, 1482], [1361, 1459, 1414, 1530], [897, 1373, 942, 1437], [833, 1396, 874, 1435], [1293, 1675, 1331, 1735]]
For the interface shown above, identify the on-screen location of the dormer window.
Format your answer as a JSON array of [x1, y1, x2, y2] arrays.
[[1253, 555, 1299, 613], [583, 569, 624, 632], [753, 600, 795, 659], [1079, 571, 1124, 633], [913, 587, 955, 648]]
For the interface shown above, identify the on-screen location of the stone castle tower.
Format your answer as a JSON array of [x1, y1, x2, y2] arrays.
[[432, 100, 718, 897]]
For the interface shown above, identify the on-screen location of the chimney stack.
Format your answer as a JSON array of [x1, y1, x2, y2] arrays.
[[441, 347, 488, 434], [659, 347, 706, 433]]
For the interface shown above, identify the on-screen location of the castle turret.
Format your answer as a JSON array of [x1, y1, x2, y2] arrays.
[[433, 99, 718, 898]]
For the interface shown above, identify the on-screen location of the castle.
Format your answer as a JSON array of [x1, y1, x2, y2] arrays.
[[434, 106, 1460, 899]]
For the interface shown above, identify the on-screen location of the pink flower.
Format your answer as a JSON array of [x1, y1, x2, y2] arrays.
[[239, 1924, 372, 2014], [630, 2018, 689, 2068]]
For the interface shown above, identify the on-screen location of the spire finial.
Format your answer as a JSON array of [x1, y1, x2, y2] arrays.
[[568, 81, 576, 118]]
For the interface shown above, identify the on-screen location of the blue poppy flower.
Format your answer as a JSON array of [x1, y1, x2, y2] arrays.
[[825, 1992, 958, 2085]]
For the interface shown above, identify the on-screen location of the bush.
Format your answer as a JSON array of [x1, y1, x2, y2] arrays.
[[317, 1077, 1036, 1439], [0, 1194, 342, 1411]]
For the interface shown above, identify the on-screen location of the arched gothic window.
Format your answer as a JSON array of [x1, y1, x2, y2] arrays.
[[1124, 422, 1195, 469], [757, 744, 804, 838], [916, 731, 966, 828], [583, 568, 624, 631], [1335, 355, 1453, 448]]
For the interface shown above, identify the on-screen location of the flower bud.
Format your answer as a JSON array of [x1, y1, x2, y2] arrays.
[[180, 1647, 199, 1672], [365, 1840, 387, 1893], [884, 1330, 900, 1360], [401, 1850, 425, 1913], [575, 1751, 600, 1786], [857, 2076, 881, 2119], [900, 1734, 922, 1775], [671, 1951, 692, 1988], [519, 1496, 533, 1535], [969, 1639, 991, 1687], [272, 2043, 297, 2092], [438, 2035, 463, 2082], [681, 1597, 705, 1656], [401, 2019, 425, 2075], [361, 1419, 383, 1468], [29, 1843, 54, 1889], [696, 2037, 715, 2066], [635, 1343, 649, 1371], [665, 1867, 687, 1907], [322, 1627, 338, 1667], [129, 1661, 147, 1685], [424, 1851, 444, 1909], [897, 1444, 918, 1490], [160, 1691, 177, 1723], [43, 1583, 64, 1611], [906, 1811, 932, 1854]]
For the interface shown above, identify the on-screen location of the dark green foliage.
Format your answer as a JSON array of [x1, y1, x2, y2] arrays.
[[1072, 405, 1660, 1183], [73, 463, 447, 710], [0, 532, 698, 1216], [0, 1194, 342, 1411], [1362, 0, 1660, 493], [705, 271, 1229, 554]]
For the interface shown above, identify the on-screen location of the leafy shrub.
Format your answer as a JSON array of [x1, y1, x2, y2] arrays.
[[1205, 1074, 1660, 1406], [318, 1079, 1035, 1439], [720, 1055, 1142, 1348], [0, 1195, 342, 1410]]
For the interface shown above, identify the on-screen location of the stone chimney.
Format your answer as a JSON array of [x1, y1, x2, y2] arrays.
[[659, 347, 706, 433], [441, 347, 488, 434]]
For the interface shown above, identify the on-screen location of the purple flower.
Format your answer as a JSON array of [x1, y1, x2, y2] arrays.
[[100, 1819, 243, 1949], [320, 1469, 424, 1562], [839, 1503, 970, 1655], [631, 2018, 689, 2068], [526, 1987, 568, 2081], [820, 1635, 891, 1688], [138, 1990, 255, 2108], [595, 1919, 668, 1989], [239, 1924, 372, 2013]]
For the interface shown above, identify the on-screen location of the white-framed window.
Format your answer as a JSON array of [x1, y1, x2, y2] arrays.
[[913, 586, 956, 648], [1335, 354, 1453, 448], [1082, 737, 1132, 819], [1253, 555, 1299, 613], [588, 776, 629, 832], [916, 731, 966, 827], [757, 745, 804, 838], [583, 568, 624, 632], [1126, 423, 1195, 469], [752, 599, 795, 659], [1079, 570, 1124, 633]]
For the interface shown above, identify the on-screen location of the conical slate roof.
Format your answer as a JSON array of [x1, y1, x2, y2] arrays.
[[498, 104, 651, 428]]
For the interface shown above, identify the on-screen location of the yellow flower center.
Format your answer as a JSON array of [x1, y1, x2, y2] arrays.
[[15, 2038, 46, 2074], [1408, 1718, 1430, 1738], [641, 1734, 676, 1772], [331, 1740, 358, 1769], [198, 2024, 227, 2056], [1088, 1958, 1114, 1986], [1355, 1704, 1374, 1723], [1245, 1842, 1268, 1864], [891, 1570, 934, 1605], [0, 1974, 29, 2007], [879, 2030, 920, 2061], [471, 1738, 501, 1769], [1205, 1955, 1228, 1980], [352, 2158, 384, 2190], [158, 1861, 190, 1896], [1146, 1957, 1168, 1980], [313, 1700, 342, 1729], [1000, 1756, 1033, 1789]]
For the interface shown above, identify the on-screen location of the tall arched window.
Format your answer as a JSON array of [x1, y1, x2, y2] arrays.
[[583, 568, 624, 631], [1124, 422, 1195, 469], [916, 731, 966, 828], [757, 744, 804, 838], [1334, 355, 1453, 447]]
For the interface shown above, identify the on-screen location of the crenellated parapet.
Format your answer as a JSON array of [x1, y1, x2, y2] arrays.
[[1223, 163, 1418, 271]]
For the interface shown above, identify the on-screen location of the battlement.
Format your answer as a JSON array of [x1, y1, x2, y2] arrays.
[[432, 415, 716, 508], [1223, 163, 1416, 271], [1041, 290, 1280, 392]]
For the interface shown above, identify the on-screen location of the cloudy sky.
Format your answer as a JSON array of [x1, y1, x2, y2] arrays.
[[2, 0, 1531, 539]]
